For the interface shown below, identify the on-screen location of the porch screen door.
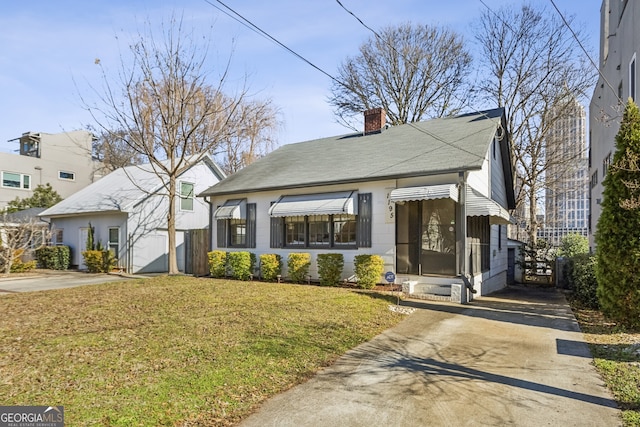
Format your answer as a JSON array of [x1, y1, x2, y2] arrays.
[[396, 199, 456, 276]]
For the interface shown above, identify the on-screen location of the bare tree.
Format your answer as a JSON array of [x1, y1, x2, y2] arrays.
[[89, 127, 146, 171], [0, 212, 49, 275], [474, 4, 596, 244], [219, 98, 281, 175], [83, 15, 248, 274], [329, 22, 472, 128]]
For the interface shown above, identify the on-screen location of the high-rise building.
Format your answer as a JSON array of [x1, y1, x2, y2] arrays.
[[589, 0, 640, 249], [539, 97, 589, 247]]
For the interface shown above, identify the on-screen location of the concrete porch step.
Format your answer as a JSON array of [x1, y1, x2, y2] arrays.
[[402, 280, 465, 303]]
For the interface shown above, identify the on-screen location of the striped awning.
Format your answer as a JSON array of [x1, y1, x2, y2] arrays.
[[466, 188, 512, 224], [213, 199, 246, 220], [389, 184, 459, 203], [269, 191, 357, 217]]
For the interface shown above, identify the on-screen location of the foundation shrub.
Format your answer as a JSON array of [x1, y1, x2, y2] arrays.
[[36, 246, 70, 270], [260, 254, 282, 281], [287, 252, 311, 283], [227, 251, 255, 281], [317, 253, 344, 286], [207, 250, 227, 278], [354, 254, 384, 289]]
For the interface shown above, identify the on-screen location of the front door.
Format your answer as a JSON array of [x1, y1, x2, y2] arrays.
[[396, 199, 457, 276], [79, 227, 89, 270]]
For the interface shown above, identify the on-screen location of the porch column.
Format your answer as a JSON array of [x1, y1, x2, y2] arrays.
[[456, 172, 469, 303]]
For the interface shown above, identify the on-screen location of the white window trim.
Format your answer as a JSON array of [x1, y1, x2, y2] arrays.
[[58, 170, 76, 181], [180, 181, 195, 212], [1, 171, 31, 190]]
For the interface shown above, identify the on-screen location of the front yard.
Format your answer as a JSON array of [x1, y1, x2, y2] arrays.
[[0, 276, 405, 426]]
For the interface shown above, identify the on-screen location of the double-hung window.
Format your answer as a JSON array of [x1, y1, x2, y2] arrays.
[[180, 182, 194, 211], [215, 199, 256, 249]]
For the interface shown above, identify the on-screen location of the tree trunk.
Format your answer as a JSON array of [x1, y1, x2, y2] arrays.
[[528, 190, 538, 247], [167, 174, 179, 275]]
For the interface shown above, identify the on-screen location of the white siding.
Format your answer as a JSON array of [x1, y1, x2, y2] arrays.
[[50, 213, 128, 268], [212, 181, 397, 282]]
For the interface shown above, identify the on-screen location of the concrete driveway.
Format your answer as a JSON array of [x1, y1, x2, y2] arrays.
[[0, 270, 141, 294], [240, 286, 620, 427]]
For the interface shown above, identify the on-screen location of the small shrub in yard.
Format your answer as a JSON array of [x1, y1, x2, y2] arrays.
[[260, 254, 282, 281], [568, 254, 599, 309], [36, 246, 70, 270], [9, 250, 36, 273], [287, 252, 311, 283], [208, 251, 227, 278], [227, 251, 255, 281], [317, 253, 344, 286], [82, 250, 115, 273], [354, 254, 385, 289]]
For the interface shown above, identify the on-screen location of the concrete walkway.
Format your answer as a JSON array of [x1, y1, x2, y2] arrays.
[[0, 269, 143, 294], [240, 286, 620, 427]]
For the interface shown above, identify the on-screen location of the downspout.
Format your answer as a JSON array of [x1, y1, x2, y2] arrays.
[[206, 197, 213, 252]]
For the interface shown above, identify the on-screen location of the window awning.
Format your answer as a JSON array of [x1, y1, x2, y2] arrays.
[[268, 191, 357, 217], [466, 188, 512, 225], [389, 184, 459, 203], [213, 199, 246, 220]]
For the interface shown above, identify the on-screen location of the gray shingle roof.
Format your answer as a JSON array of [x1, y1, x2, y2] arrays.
[[199, 108, 507, 197]]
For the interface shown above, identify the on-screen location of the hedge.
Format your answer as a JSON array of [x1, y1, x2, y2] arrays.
[[260, 254, 282, 281], [36, 246, 70, 270], [208, 251, 227, 278]]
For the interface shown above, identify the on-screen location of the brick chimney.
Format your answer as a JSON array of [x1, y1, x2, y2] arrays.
[[364, 108, 386, 135]]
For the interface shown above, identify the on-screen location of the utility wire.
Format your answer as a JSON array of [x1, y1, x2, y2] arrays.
[[548, 0, 621, 105], [205, 0, 346, 89], [204, 0, 490, 162]]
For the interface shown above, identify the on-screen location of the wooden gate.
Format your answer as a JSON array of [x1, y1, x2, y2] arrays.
[[185, 229, 210, 276]]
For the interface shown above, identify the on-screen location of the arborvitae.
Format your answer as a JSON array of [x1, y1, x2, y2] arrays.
[[595, 98, 640, 328]]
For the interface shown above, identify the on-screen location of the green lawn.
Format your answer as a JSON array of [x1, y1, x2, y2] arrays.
[[0, 276, 406, 426], [572, 305, 640, 426]]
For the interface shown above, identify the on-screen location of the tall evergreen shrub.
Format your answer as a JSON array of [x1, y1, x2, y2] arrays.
[[595, 99, 640, 327]]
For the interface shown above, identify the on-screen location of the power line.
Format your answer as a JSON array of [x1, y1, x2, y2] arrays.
[[204, 0, 488, 162], [548, 0, 621, 105], [205, 0, 344, 88]]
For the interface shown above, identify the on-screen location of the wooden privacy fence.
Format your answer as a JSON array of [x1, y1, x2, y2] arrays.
[[185, 229, 210, 276]]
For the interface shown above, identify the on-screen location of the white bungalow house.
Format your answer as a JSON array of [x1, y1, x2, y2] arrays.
[[198, 108, 515, 302], [40, 155, 225, 273]]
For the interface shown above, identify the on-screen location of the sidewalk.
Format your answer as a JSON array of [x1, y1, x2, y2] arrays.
[[240, 286, 620, 427]]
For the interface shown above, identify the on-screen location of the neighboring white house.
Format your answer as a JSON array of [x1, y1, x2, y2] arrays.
[[199, 108, 516, 302], [40, 155, 225, 273], [0, 131, 104, 209]]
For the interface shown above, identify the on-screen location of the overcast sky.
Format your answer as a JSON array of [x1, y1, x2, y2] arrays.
[[0, 0, 601, 154]]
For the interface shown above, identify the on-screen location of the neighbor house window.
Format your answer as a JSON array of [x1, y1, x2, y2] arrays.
[[180, 182, 194, 211], [58, 171, 75, 181], [1, 171, 30, 189], [53, 229, 63, 245], [108, 227, 120, 260]]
